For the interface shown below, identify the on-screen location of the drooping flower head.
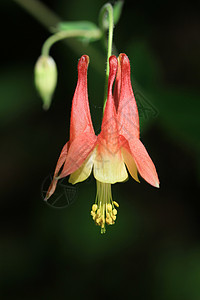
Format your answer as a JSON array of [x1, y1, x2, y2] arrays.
[[45, 53, 159, 233], [34, 55, 57, 110]]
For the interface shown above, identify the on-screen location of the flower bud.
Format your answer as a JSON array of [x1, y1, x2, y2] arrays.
[[34, 55, 57, 110]]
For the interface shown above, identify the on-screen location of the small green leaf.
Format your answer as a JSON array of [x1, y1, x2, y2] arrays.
[[56, 21, 102, 42], [113, 0, 124, 25]]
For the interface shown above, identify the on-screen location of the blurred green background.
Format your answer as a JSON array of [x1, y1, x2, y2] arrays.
[[1, 0, 200, 299]]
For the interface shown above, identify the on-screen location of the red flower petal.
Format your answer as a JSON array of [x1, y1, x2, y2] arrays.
[[45, 55, 96, 199], [113, 57, 121, 111], [121, 136, 159, 188], [45, 141, 69, 200], [117, 53, 140, 139], [99, 55, 119, 154], [69, 55, 95, 142], [59, 129, 97, 179]]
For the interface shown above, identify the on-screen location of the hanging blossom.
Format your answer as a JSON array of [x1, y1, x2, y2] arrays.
[[45, 54, 159, 233]]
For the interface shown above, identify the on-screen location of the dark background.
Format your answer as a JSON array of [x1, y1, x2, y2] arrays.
[[1, 0, 200, 299]]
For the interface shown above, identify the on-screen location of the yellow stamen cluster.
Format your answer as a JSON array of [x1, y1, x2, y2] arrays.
[[90, 181, 119, 234]]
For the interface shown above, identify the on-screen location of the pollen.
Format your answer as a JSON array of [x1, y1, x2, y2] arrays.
[[92, 204, 98, 212], [113, 201, 119, 207], [90, 180, 118, 233]]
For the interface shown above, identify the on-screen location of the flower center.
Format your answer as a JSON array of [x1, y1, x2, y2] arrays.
[[90, 180, 119, 233]]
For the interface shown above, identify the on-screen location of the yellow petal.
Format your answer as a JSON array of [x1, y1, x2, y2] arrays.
[[93, 146, 128, 184], [69, 150, 95, 184], [122, 147, 140, 183]]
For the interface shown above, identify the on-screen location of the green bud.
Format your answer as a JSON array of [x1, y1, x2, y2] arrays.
[[34, 55, 57, 110]]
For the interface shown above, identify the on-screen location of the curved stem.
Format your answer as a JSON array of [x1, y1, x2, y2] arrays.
[[41, 29, 101, 56], [99, 3, 114, 112]]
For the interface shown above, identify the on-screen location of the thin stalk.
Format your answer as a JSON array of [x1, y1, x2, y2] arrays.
[[42, 29, 101, 56]]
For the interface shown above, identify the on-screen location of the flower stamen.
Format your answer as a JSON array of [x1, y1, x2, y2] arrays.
[[90, 180, 118, 233]]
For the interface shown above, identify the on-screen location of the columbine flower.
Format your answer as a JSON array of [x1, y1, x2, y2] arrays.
[[45, 53, 159, 233]]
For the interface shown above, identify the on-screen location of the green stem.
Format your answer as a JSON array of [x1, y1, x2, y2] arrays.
[[99, 3, 114, 112], [42, 29, 101, 56]]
